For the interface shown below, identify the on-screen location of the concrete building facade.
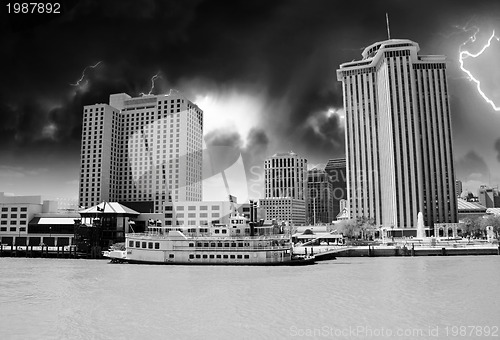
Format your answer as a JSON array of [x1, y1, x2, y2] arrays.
[[260, 152, 307, 225], [478, 185, 500, 208], [0, 192, 76, 246], [337, 38, 458, 231], [259, 198, 306, 225], [164, 200, 234, 227]]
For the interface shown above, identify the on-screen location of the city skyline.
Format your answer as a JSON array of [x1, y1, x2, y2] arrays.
[[1, 0, 500, 200]]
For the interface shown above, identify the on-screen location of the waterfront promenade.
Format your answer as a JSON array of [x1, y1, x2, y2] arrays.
[[294, 239, 500, 258]]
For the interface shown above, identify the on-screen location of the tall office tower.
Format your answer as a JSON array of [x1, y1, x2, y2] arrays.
[[79, 91, 203, 213], [260, 152, 307, 225], [307, 168, 334, 224], [336, 38, 457, 231], [325, 158, 347, 218]]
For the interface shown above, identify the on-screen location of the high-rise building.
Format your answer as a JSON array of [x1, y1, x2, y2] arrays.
[[307, 168, 334, 224], [336, 38, 457, 231], [325, 158, 347, 218], [477, 185, 500, 208], [79, 91, 203, 213], [260, 152, 307, 225], [455, 180, 463, 198]]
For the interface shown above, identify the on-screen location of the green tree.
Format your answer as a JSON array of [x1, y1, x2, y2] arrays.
[[356, 217, 376, 240], [336, 219, 360, 239], [479, 215, 500, 239], [463, 216, 486, 238]]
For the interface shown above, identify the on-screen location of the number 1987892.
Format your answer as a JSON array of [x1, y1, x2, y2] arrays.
[[6, 3, 61, 14]]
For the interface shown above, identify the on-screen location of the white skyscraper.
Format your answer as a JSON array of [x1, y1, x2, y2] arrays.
[[337, 39, 457, 232], [79, 91, 203, 213]]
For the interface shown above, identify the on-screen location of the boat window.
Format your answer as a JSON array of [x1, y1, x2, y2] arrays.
[[238, 243, 243, 247], [224, 243, 229, 247], [189, 243, 194, 247], [210, 243, 215, 247], [203, 243, 209, 247], [142, 242, 147, 248], [230, 255, 235, 259], [237, 255, 242, 259], [148, 242, 153, 249], [136, 241, 140, 248], [222, 230, 227, 234], [169, 254, 174, 258], [202, 255, 208, 259], [244, 255, 250, 259], [223, 255, 228, 259], [217, 243, 222, 247], [231, 243, 236, 247], [216, 255, 222, 259], [215, 230, 219, 234], [129, 241, 134, 247], [189, 254, 194, 259], [196, 242, 202, 247], [209, 255, 215, 259], [155, 243, 160, 249], [195, 254, 201, 259]]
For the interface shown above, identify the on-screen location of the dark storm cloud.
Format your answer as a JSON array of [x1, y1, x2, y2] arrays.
[[204, 127, 270, 170], [246, 128, 269, 158], [2, 0, 500, 177], [456, 151, 490, 180], [495, 138, 500, 162], [299, 110, 345, 160]]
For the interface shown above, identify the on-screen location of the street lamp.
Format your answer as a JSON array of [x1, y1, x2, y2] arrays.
[[49, 226, 52, 238]]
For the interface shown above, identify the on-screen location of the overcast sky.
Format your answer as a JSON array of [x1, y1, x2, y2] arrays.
[[1, 0, 500, 200]]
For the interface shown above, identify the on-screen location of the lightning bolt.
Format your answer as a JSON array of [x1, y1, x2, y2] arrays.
[[458, 27, 500, 111], [140, 72, 161, 96], [70, 61, 103, 87]]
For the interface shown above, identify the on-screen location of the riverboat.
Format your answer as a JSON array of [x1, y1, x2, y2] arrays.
[[104, 214, 315, 265]]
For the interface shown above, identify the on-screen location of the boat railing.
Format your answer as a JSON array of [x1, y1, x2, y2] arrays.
[[127, 233, 291, 241], [173, 245, 292, 251]]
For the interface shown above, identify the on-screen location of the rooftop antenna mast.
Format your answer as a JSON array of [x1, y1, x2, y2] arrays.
[[386, 13, 391, 40]]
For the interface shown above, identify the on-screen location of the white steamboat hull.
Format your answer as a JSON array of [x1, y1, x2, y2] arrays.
[[120, 233, 300, 265]]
